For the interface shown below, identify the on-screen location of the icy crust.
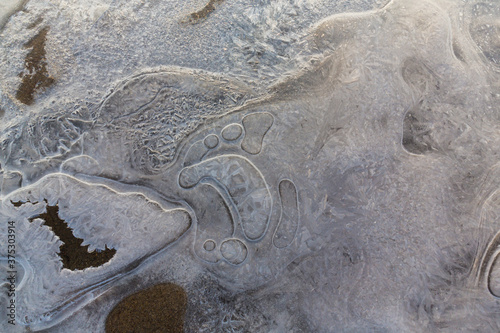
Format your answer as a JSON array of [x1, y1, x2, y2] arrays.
[[0, 0, 500, 331], [0, 0, 26, 31], [0, 173, 191, 330], [0, 67, 255, 188], [144, 0, 499, 329], [87, 68, 256, 177]]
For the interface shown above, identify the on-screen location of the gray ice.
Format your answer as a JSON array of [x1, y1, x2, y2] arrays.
[[1, 0, 500, 332]]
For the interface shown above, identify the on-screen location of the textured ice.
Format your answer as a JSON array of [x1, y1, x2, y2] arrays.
[[1, 0, 500, 331], [2, 173, 191, 329], [0, 0, 26, 31]]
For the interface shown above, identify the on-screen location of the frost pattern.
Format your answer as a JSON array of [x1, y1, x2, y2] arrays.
[[0, 0, 500, 331]]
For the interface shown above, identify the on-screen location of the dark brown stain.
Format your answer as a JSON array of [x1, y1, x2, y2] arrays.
[[27, 17, 44, 30], [187, 0, 224, 23], [15, 27, 55, 105], [106, 283, 187, 333], [28, 200, 116, 270]]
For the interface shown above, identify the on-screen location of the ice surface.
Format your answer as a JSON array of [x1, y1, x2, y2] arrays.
[[0, 0, 26, 31], [1, 0, 500, 332]]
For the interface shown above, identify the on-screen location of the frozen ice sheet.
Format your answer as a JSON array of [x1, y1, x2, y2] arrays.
[[0, 0, 27, 31], [1, 0, 500, 332]]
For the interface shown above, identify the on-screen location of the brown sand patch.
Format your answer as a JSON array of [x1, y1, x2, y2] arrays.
[[186, 0, 224, 23], [106, 283, 187, 333], [15, 27, 55, 105]]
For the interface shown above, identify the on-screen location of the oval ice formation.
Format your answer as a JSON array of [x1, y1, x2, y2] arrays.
[[203, 239, 216, 252], [273, 179, 299, 249], [179, 155, 272, 241], [221, 123, 243, 141], [203, 134, 219, 149], [220, 239, 248, 265], [0, 173, 191, 330], [241, 112, 274, 155]]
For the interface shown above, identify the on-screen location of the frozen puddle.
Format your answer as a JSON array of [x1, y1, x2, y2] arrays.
[[1, 0, 500, 331]]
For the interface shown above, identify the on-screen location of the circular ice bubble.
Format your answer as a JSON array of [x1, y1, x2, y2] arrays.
[[203, 240, 216, 252], [220, 239, 248, 265], [221, 124, 243, 141], [204, 135, 219, 149]]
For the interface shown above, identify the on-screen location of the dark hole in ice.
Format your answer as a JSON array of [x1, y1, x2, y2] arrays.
[[11, 200, 26, 207], [15, 26, 55, 105], [28, 200, 116, 271], [11, 199, 38, 207], [106, 283, 187, 333]]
